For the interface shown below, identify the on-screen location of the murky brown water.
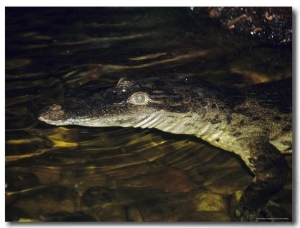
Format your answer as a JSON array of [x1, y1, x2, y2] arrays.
[[5, 7, 292, 222]]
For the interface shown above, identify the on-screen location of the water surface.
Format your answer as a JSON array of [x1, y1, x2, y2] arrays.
[[5, 7, 292, 222]]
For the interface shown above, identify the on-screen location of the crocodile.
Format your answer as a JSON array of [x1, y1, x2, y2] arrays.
[[38, 76, 292, 221]]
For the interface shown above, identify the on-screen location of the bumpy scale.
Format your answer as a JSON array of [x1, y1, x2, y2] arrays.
[[39, 76, 292, 221]]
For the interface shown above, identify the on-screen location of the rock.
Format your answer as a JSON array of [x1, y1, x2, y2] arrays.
[[204, 167, 252, 195], [127, 206, 144, 221], [145, 168, 195, 192], [8, 186, 78, 221], [191, 7, 292, 45], [191, 190, 228, 213]]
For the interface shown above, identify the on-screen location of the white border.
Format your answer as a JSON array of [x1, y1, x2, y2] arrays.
[[2, 2, 299, 227], [1, 0, 297, 7]]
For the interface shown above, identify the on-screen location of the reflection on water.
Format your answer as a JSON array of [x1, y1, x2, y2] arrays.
[[5, 7, 292, 222]]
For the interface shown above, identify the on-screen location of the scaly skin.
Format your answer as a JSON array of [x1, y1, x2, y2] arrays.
[[39, 76, 292, 221]]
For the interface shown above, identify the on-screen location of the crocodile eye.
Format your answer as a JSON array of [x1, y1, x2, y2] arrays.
[[128, 92, 150, 105]]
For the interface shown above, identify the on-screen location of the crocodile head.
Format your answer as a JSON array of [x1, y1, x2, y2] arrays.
[[39, 77, 222, 131]]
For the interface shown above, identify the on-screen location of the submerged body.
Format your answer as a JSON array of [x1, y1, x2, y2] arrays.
[[39, 76, 292, 221]]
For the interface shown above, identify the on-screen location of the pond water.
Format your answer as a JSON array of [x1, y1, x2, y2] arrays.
[[5, 7, 292, 222]]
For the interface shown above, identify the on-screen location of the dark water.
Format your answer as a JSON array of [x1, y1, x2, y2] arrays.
[[5, 7, 292, 222]]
